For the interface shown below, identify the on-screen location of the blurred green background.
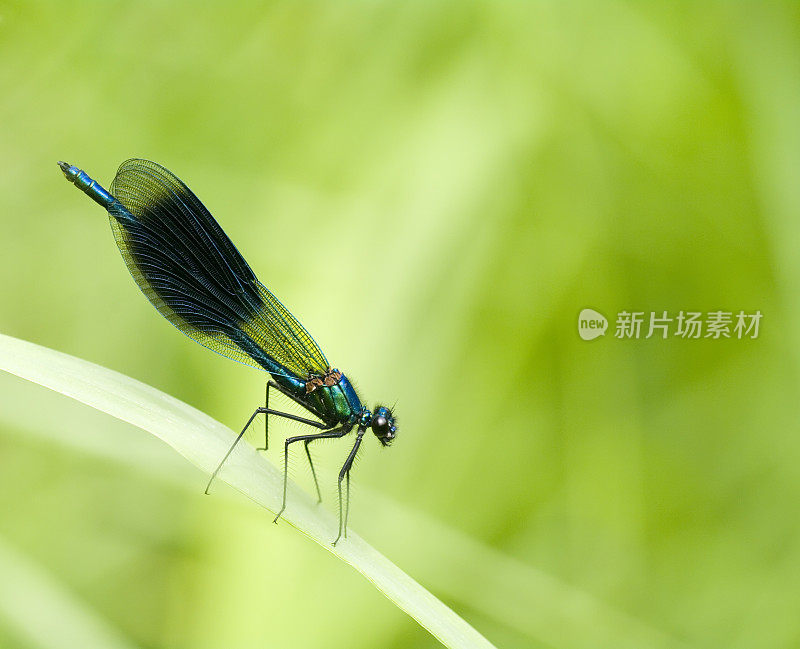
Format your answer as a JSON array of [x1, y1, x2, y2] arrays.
[[2, 2, 800, 648]]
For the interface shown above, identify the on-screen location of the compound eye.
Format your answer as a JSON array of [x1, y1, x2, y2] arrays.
[[372, 415, 388, 433]]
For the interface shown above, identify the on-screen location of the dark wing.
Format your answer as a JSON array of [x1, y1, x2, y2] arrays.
[[107, 158, 329, 378]]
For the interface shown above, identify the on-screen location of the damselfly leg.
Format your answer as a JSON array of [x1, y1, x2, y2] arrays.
[[258, 379, 331, 502], [205, 406, 325, 494], [334, 426, 366, 546], [304, 439, 323, 503], [274, 426, 350, 523], [256, 382, 271, 451]]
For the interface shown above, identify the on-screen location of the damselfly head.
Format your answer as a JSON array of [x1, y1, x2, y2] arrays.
[[370, 405, 397, 447]]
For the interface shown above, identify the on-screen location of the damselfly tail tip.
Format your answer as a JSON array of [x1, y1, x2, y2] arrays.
[[58, 161, 78, 183]]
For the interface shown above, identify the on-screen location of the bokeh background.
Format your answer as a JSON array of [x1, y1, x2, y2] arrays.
[[2, 2, 800, 648]]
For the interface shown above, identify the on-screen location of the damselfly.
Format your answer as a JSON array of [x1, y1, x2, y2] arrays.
[[58, 159, 397, 545]]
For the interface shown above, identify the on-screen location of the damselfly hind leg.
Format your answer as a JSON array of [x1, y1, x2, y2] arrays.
[[205, 406, 326, 494], [256, 383, 271, 451]]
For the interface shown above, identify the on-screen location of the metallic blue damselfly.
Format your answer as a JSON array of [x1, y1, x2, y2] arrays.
[[58, 159, 397, 545]]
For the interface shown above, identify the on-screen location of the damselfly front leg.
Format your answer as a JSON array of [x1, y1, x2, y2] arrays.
[[334, 426, 366, 546]]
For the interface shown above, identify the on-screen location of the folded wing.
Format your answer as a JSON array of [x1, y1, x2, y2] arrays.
[[107, 158, 329, 378]]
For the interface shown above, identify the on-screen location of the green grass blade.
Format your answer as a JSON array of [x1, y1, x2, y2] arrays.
[[0, 332, 495, 649], [0, 372, 686, 649]]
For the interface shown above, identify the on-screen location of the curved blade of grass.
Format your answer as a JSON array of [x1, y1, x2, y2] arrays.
[[0, 376, 686, 649], [0, 333, 495, 649]]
